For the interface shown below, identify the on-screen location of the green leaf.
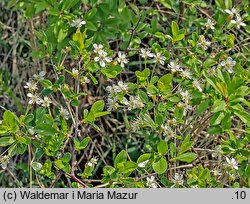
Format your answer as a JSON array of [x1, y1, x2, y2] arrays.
[[169, 142, 176, 157], [234, 111, 250, 124], [173, 34, 184, 42], [54, 75, 65, 86], [71, 99, 79, 106], [221, 112, 231, 130], [157, 140, 168, 155], [101, 65, 122, 78], [0, 137, 15, 146], [77, 136, 91, 150], [153, 157, 168, 174], [24, 114, 34, 124], [55, 160, 64, 169], [58, 27, 68, 43], [138, 90, 149, 103], [196, 99, 210, 116], [211, 99, 226, 113], [210, 111, 225, 125], [90, 100, 105, 114], [171, 21, 179, 36], [178, 135, 192, 155], [118, 161, 137, 174], [73, 31, 84, 50], [175, 152, 197, 163], [114, 150, 127, 168], [35, 123, 58, 136], [137, 153, 151, 168], [94, 111, 110, 118], [157, 74, 172, 93], [86, 21, 97, 31], [224, 34, 235, 48], [62, 152, 71, 162], [135, 68, 150, 81], [1, 110, 19, 133]]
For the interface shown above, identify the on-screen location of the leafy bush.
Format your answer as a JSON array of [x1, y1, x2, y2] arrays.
[[0, 0, 249, 188]]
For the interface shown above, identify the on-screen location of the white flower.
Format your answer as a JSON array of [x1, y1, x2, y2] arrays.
[[212, 145, 222, 158], [168, 60, 181, 73], [179, 89, 191, 103], [71, 18, 86, 28], [106, 82, 126, 98], [27, 93, 41, 105], [0, 155, 10, 170], [24, 81, 38, 91], [197, 35, 211, 50], [41, 97, 52, 107], [93, 44, 104, 54], [117, 81, 128, 92], [140, 48, 154, 58], [220, 57, 236, 73], [72, 68, 79, 79], [59, 107, 70, 120], [180, 69, 192, 79], [127, 96, 144, 110], [226, 157, 238, 170], [192, 80, 203, 92], [205, 19, 215, 30], [138, 160, 149, 168], [161, 124, 175, 140], [117, 52, 128, 68], [167, 118, 177, 127], [153, 53, 166, 65], [33, 71, 46, 80], [228, 173, 236, 181], [207, 66, 217, 76], [171, 173, 184, 186], [82, 76, 90, 84], [87, 157, 98, 167], [121, 97, 129, 105], [211, 169, 222, 177], [231, 15, 246, 29], [107, 97, 118, 111], [146, 176, 158, 188], [224, 8, 238, 16], [94, 51, 112, 67]]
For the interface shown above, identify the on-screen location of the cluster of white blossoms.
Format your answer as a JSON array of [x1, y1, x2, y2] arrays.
[[71, 18, 86, 28], [175, 88, 193, 116], [220, 57, 236, 73], [160, 118, 177, 140], [106, 81, 144, 112], [146, 176, 158, 188], [205, 18, 215, 30], [87, 157, 98, 167], [179, 88, 191, 104], [93, 44, 128, 68], [140, 48, 166, 65], [59, 107, 70, 120], [224, 8, 246, 29], [192, 79, 203, 92], [171, 173, 184, 187], [27, 93, 52, 107], [197, 35, 211, 50], [24, 72, 53, 108], [225, 157, 238, 170], [106, 81, 128, 98], [130, 116, 144, 132], [72, 68, 79, 79], [211, 169, 222, 177]]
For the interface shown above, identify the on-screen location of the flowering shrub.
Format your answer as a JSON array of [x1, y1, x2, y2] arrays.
[[0, 0, 249, 188]]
